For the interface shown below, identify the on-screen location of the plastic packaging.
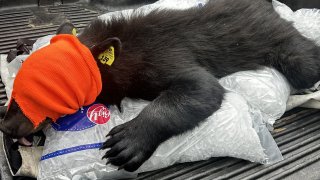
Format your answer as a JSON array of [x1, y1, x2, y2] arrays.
[[219, 68, 290, 126], [31, 35, 54, 53], [273, 0, 320, 46], [39, 89, 283, 179], [98, 0, 209, 22], [0, 54, 28, 104], [273, 0, 320, 110], [38, 103, 137, 180]]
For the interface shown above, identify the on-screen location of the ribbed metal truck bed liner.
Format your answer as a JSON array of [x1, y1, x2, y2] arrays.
[[0, 2, 319, 180]]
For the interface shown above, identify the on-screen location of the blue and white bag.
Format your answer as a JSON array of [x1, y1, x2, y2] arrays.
[[38, 102, 137, 179]]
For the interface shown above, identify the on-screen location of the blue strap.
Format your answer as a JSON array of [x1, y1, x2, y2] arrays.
[[41, 142, 104, 161]]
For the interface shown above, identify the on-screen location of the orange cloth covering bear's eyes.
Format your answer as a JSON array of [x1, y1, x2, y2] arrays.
[[11, 34, 102, 127]]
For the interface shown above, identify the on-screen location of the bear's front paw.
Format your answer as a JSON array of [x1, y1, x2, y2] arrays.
[[100, 120, 157, 172]]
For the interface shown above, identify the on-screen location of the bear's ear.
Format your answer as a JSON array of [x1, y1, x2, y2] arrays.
[[90, 37, 122, 67], [56, 22, 77, 35]]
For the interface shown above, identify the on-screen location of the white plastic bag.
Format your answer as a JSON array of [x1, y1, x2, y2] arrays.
[[0, 54, 28, 104], [273, 0, 320, 110], [273, 0, 320, 46], [38, 103, 137, 180], [39, 89, 283, 179], [219, 68, 290, 126], [31, 35, 54, 53]]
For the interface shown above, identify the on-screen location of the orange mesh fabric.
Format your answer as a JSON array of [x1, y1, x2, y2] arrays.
[[12, 34, 102, 127]]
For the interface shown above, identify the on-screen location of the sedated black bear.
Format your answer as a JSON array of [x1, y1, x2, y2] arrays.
[[1, 0, 320, 172]]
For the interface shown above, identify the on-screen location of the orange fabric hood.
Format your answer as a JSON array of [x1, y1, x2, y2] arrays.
[[11, 34, 102, 127]]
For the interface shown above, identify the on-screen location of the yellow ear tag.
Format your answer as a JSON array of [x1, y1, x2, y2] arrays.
[[72, 28, 77, 36], [98, 46, 115, 66]]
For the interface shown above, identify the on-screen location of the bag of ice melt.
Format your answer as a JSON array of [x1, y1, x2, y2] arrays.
[[219, 67, 290, 126], [38, 103, 137, 180], [272, 0, 320, 110], [273, 0, 320, 46], [39, 87, 285, 179]]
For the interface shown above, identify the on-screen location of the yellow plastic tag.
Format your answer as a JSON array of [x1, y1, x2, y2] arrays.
[[72, 28, 77, 36], [98, 46, 115, 66]]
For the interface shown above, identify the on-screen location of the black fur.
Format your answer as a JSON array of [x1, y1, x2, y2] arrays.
[[56, 22, 76, 35], [77, 0, 320, 171]]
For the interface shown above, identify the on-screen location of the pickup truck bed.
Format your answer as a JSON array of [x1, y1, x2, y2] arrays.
[[0, 1, 319, 179]]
